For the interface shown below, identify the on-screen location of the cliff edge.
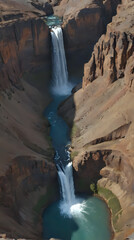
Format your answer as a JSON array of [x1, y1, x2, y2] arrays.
[[0, 1, 57, 239], [59, 1, 134, 239]]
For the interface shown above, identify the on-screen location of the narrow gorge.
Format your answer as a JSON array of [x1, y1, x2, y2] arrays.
[[43, 24, 111, 240], [0, 1, 133, 240]]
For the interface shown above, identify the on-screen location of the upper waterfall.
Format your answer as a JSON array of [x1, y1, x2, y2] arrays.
[[51, 26, 73, 96]]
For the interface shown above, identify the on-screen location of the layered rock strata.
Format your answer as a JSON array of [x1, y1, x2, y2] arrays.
[[0, 78, 57, 239], [0, 1, 57, 239], [59, 1, 134, 239], [30, 0, 54, 15], [54, 0, 121, 66], [0, 0, 51, 91]]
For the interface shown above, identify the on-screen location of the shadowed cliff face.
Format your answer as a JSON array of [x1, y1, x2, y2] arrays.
[[0, 2, 58, 239], [58, 1, 134, 239], [0, 0, 133, 240], [0, 79, 57, 239], [0, 18, 50, 90], [0, 156, 57, 239], [54, 0, 121, 69]]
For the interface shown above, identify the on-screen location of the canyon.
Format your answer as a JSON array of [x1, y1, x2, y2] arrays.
[[0, 1, 57, 239], [59, 1, 134, 239], [0, 0, 133, 240]]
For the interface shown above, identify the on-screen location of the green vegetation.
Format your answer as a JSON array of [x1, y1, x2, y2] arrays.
[[97, 186, 114, 199], [97, 185, 122, 231], [90, 183, 97, 194], [70, 151, 79, 160], [71, 123, 80, 139]]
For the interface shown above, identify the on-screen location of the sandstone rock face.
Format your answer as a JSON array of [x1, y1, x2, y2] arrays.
[[31, 0, 54, 15], [54, 0, 121, 66], [15, 0, 60, 11], [83, 1, 134, 87], [63, 2, 104, 57], [0, 79, 57, 239], [0, 0, 51, 91], [0, 1, 57, 239], [59, 1, 134, 239]]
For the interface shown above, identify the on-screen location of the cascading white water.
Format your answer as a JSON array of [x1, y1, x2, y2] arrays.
[[57, 162, 86, 217], [50, 25, 85, 218], [58, 162, 75, 209], [51, 26, 73, 95]]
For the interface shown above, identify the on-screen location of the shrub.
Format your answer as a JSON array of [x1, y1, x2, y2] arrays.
[[71, 123, 80, 139], [97, 185, 122, 231], [90, 183, 96, 194]]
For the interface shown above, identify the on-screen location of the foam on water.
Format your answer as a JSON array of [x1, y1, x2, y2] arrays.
[[59, 200, 86, 218], [57, 161, 87, 218]]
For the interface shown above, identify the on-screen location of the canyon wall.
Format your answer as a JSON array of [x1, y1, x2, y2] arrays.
[[0, 1, 50, 90], [54, 0, 121, 67], [0, 1, 57, 239], [59, 1, 134, 239], [0, 78, 57, 239], [0, 0, 133, 239]]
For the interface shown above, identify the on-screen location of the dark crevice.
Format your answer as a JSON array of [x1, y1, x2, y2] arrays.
[[89, 122, 131, 146]]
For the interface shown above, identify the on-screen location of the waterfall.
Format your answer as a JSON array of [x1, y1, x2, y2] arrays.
[[51, 26, 73, 95], [57, 161, 86, 217], [50, 25, 84, 218], [57, 162, 86, 217], [58, 162, 76, 207]]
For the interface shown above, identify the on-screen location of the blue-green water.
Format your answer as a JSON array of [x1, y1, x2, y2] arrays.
[[43, 197, 111, 240], [45, 95, 70, 165], [43, 88, 111, 240], [45, 15, 63, 28], [43, 19, 111, 240]]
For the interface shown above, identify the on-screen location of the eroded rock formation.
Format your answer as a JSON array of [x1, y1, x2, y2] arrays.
[[59, 1, 134, 239], [0, 1, 57, 239], [0, 0, 134, 239], [54, 0, 121, 66], [31, 0, 54, 15], [0, 0, 51, 90]]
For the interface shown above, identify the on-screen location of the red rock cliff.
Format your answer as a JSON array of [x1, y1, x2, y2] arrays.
[[0, 20, 50, 90], [54, 0, 121, 66], [0, 1, 57, 239], [58, 1, 134, 239]]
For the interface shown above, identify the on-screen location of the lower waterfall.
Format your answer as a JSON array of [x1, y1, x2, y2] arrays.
[[58, 163, 76, 208], [58, 162, 84, 217]]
